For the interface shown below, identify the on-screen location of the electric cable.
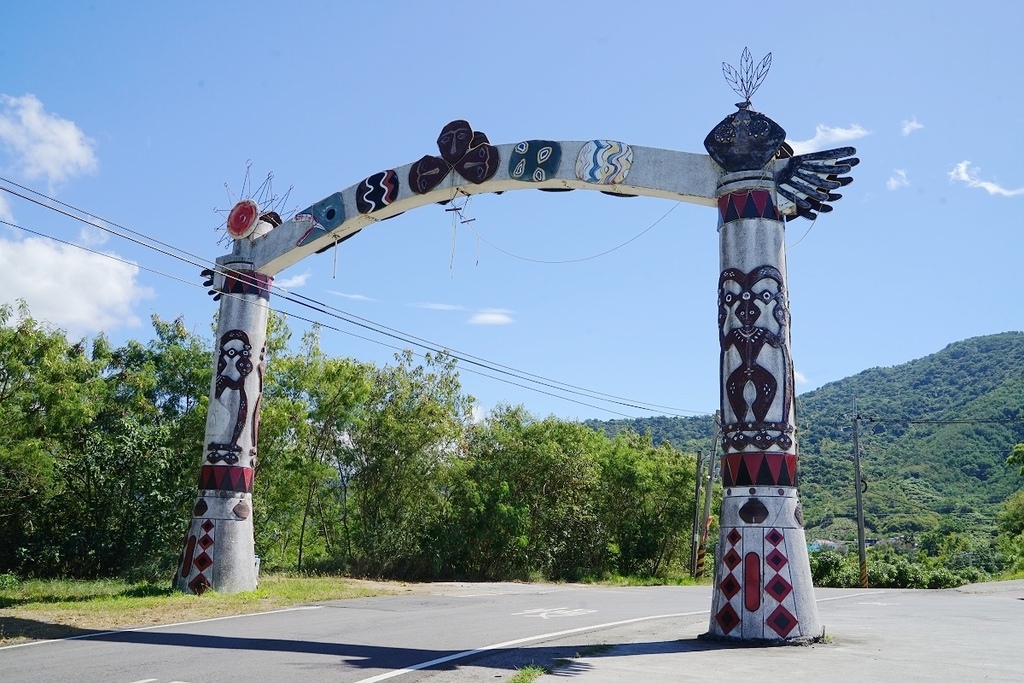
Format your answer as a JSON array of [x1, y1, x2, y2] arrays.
[[0, 183, 714, 417]]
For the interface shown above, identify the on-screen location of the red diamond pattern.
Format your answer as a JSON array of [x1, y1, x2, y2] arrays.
[[193, 552, 213, 572], [197, 534, 214, 550], [766, 605, 798, 638], [765, 528, 785, 546], [723, 548, 742, 570], [765, 574, 793, 602], [201, 519, 215, 533], [716, 604, 740, 634], [727, 528, 742, 546], [719, 574, 740, 600], [765, 548, 789, 572], [188, 573, 211, 595]]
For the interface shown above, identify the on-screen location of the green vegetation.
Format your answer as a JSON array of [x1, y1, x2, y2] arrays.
[[0, 301, 710, 586], [589, 332, 1024, 583], [1, 297, 1021, 591], [509, 665, 550, 683]]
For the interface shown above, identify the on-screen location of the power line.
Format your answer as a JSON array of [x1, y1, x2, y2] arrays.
[[863, 417, 1024, 425], [0, 181, 713, 418]]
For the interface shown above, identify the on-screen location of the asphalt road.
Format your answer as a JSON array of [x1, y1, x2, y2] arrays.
[[2, 581, 1022, 682]]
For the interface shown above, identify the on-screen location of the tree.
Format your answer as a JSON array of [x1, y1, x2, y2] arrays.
[[0, 301, 105, 572], [456, 407, 609, 581], [26, 315, 211, 578], [344, 350, 472, 578], [1009, 443, 1024, 477], [597, 430, 696, 577], [254, 323, 371, 571]]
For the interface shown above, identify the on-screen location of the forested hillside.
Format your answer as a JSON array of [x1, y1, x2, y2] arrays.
[[590, 332, 1024, 543]]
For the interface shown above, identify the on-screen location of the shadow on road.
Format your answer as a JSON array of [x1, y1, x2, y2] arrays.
[[529, 637, 748, 678], [0, 616, 92, 643], [2, 614, 744, 676]]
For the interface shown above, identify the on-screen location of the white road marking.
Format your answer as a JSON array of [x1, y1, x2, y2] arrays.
[[817, 590, 887, 602], [511, 607, 597, 619], [353, 589, 891, 682], [351, 609, 709, 683]]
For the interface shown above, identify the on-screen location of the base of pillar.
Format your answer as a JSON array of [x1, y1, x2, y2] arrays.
[[697, 629, 826, 647]]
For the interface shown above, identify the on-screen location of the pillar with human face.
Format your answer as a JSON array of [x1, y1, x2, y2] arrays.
[[702, 105, 822, 642], [174, 257, 271, 594]]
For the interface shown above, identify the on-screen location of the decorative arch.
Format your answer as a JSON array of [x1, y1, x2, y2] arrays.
[[182, 64, 859, 647], [234, 120, 746, 277]]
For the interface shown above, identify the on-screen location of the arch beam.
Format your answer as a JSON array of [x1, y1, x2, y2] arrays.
[[233, 142, 734, 276]]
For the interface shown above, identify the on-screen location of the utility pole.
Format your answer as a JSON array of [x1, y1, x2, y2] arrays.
[[690, 448, 705, 577], [695, 411, 721, 578], [852, 400, 868, 588]]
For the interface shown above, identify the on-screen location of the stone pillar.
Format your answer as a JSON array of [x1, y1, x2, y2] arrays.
[[174, 256, 272, 594], [701, 104, 822, 642]]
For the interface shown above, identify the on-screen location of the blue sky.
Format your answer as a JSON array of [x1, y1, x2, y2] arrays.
[[1, 1, 1021, 421]]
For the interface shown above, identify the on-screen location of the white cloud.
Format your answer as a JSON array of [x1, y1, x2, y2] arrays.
[[0, 94, 97, 187], [412, 302, 465, 311], [793, 369, 808, 385], [901, 117, 923, 136], [327, 290, 375, 301], [788, 124, 869, 155], [275, 270, 310, 288], [0, 194, 12, 223], [887, 169, 910, 191], [0, 236, 153, 338], [468, 308, 514, 325], [78, 223, 108, 247], [948, 161, 1024, 197]]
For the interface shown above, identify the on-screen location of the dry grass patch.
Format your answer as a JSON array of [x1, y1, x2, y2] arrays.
[[0, 575, 412, 646]]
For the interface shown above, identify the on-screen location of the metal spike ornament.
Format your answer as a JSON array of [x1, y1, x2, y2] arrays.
[[700, 49, 856, 644]]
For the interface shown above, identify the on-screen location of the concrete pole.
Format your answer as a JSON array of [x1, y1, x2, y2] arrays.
[[852, 402, 869, 587], [174, 252, 272, 594], [690, 449, 705, 577], [701, 104, 823, 642], [695, 412, 721, 578]]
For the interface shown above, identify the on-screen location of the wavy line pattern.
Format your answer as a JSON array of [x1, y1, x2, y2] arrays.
[[574, 140, 633, 184], [356, 170, 400, 214]]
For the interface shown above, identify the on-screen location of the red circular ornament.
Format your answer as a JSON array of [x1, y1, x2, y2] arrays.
[[226, 199, 260, 239]]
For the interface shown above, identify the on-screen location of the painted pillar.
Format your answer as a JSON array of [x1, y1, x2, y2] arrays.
[[174, 250, 272, 594], [701, 104, 822, 642]]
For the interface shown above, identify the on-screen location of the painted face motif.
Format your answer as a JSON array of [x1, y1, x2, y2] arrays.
[[409, 154, 451, 194], [437, 120, 473, 165], [216, 330, 252, 396], [719, 267, 785, 334], [704, 108, 787, 172]]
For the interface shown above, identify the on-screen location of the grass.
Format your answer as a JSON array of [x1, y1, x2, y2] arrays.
[[0, 574, 408, 646], [508, 665, 550, 683]]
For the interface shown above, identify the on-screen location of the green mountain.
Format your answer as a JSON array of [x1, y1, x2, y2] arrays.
[[587, 332, 1024, 542]]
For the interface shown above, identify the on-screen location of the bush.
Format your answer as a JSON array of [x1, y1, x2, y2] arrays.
[[0, 572, 18, 590], [892, 557, 926, 588], [810, 549, 858, 587], [925, 567, 965, 589], [868, 561, 898, 587]]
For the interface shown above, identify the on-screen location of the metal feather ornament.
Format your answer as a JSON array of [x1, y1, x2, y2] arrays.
[[723, 48, 772, 105]]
